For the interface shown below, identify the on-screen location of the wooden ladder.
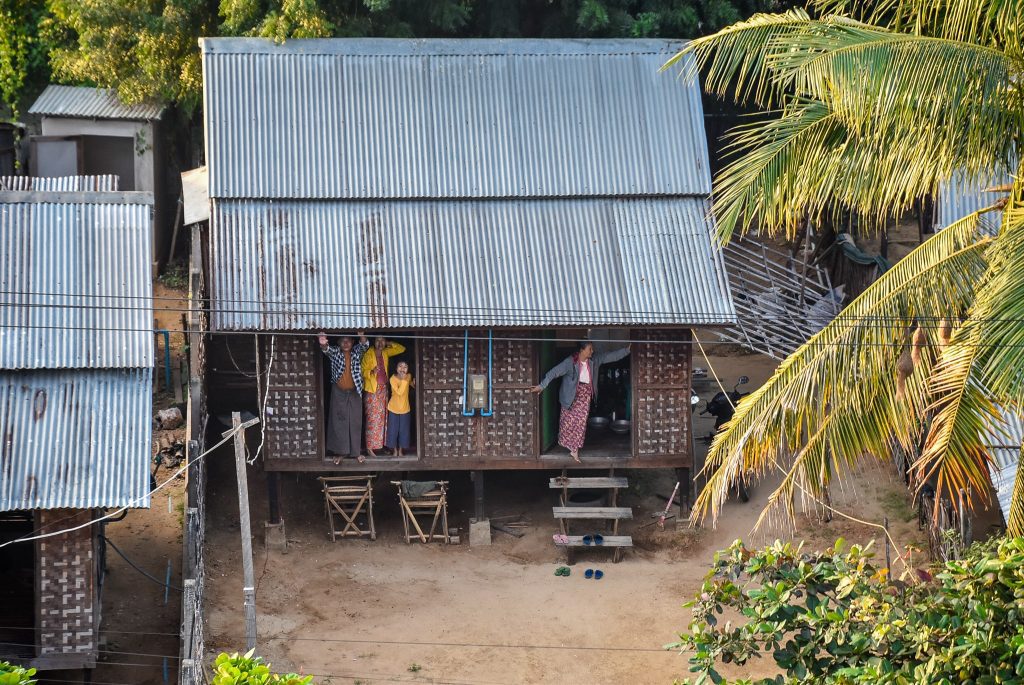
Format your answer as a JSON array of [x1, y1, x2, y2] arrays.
[[550, 469, 633, 563]]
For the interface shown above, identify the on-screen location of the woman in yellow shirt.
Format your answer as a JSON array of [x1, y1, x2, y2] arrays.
[[361, 336, 406, 457], [385, 361, 414, 456]]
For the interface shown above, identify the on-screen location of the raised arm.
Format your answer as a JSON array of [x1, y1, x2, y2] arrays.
[[530, 356, 573, 393], [384, 341, 406, 357], [318, 332, 341, 363], [598, 345, 631, 364]]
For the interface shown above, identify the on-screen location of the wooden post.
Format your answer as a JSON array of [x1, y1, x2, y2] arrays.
[[472, 470, 485, 522], [883, 517, 891, 575], [228, 412, 257, 651]]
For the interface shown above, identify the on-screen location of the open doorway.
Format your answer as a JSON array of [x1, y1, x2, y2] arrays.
[[320, 333, 417, 462], [539, 334, 633, 459], [0, 512, 36, 661]]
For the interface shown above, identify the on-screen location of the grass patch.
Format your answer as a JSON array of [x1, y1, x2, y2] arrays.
[[880, 488, 916, 523]]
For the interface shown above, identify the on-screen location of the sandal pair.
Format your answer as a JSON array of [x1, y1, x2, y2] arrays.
[[584, 569, 604, 580], [554, 566, 571, 577], [582, 534, 604, 546]]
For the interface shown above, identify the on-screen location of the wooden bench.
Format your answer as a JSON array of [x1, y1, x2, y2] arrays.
[[392, 481, 451, 544], [551, 470, 633, 563]]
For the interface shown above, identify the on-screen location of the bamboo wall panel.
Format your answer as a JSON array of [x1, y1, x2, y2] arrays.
[[37, 509, 96, 663], [265, 337, 321, 460], [633, 329, 691, 460]]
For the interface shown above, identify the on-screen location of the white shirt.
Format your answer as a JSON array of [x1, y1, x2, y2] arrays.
[[579, 359, 591, 384]]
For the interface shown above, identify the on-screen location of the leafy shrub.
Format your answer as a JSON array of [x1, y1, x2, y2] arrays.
[[670, 537, 1024, 684], [211, 651, 312, 685], [0, 662, 36, 685]]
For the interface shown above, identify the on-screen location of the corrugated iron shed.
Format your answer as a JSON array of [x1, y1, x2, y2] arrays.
[[211, 197, 734, 329], [0, 175, 118, 192], [936, 168, 1013, 230], [29, 85, 164, 121], [201, 38, 710, 200], [0, 369, 152, 510], [201, 38, 734, 330], [986, 411, 1023, 525], [0, 191, 154, 369]]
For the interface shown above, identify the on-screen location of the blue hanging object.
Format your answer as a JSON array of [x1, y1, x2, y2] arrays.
[[461, 329, 475, 416]]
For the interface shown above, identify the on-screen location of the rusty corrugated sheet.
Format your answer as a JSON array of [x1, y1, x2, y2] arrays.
[[0, 175, 118, 191], [209, 197, 735, 330], [201, 38, 710, 200], [29, 85, 164, 121], [0, 369, 152, 510], [0, 191, 154, 369]]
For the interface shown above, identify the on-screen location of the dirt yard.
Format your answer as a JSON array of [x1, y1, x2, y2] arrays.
[[198, 351, 930, 685]]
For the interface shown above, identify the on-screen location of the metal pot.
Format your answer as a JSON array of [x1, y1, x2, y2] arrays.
[[588, 416, 610, 430], [610, 419, 631, 434]]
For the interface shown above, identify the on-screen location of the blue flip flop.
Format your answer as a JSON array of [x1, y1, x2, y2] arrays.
[[594, 534, 604, 546], [594, 570, 604, 580], [582, 535, 593, 546], [584, 569, 594, 579]]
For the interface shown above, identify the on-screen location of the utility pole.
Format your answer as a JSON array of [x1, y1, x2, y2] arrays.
[[226, 412, 260, 651]]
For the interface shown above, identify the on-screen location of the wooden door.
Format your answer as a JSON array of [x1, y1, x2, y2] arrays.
[[632, 329, 692, 463], [264, 336, 323, 465]]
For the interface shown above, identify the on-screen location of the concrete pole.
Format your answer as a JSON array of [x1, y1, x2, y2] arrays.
[[229, 412, 257, 651]]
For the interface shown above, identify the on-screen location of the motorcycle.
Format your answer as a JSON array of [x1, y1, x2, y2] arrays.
[[699, 375, 751, 502]]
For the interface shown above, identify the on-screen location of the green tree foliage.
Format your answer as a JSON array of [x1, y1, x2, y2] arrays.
[[0, 0, 793, 116], [662, 0, 1024, 530], [672, 538, 1024, 684], [211, 651, 313, 685], [0, 662, 36, 685]]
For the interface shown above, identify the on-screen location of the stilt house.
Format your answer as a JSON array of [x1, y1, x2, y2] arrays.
[[198, 38, 734, 484]]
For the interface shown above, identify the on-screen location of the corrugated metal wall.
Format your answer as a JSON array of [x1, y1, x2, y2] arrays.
[[0, 195, 153, 369], [0, 369, 153, 510], [0, 175, 118, 192], [202, 39, 710, 200], [210, 197, 734, 330], [936, 168, 1013, 230], [987, 412, 1023, 525]]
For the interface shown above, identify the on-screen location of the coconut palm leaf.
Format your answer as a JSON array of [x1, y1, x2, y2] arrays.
[[696, 212, 995, 523], [1008, 445, 1024, 535]]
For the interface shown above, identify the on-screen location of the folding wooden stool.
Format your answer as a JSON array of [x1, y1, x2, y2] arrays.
[[319, 475, 376, 541], [391, 481, 450, 544]]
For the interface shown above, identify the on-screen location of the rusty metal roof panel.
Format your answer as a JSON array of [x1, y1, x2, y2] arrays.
[[209, 197, 735, 330], [201, 38, 710, 200], [0, 175, 119, 191], [0, 191, 154, 369], [986, 411, 1023, 525], [29, 85, 164, 121], [0, 368, 152, 511]]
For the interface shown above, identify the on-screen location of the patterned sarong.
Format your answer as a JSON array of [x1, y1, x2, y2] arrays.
[[364, 385, 387, 450], [558, 381, 593, 452]]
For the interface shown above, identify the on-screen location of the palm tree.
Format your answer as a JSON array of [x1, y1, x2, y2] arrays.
[[663, 1, 1024, 533]]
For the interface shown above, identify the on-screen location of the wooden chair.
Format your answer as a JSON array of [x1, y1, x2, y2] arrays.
[[319, 475, 376, 541], [391, 481, 450, 544]]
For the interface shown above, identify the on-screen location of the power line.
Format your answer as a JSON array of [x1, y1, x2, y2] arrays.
[[100, 534, 183, 592]]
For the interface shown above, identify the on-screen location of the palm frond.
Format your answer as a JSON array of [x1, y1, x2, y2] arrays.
[[696, 212, 994, 524], [1007, 443, 1024, 536], [661, 9, 814, 107], [810, 0, 1024, 50]]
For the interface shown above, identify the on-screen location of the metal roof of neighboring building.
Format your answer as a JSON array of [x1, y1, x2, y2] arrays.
[[0, 191, 154, 369], [0, 175, 118, 191], [201, 38, 710, 200], [936, 168, 1013, 230], [29, 85, 165, 121], [0, 369, 152, 511], [986, 410, 1023, 526], [209, 197, 735, 330]]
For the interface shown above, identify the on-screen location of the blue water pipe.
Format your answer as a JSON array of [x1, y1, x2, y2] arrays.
[[461, 329, 475, 416], [480, 329, 494, 417]]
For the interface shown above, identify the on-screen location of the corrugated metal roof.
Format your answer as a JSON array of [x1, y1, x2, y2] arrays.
[[209, 197, 735, 330], [986, 410, 1023, 525], [28, 85, 164, 121], [0, 175, 118, 191], [0, 191, 154, 369], [0, 368, 152, 511], [201, 38, 710, 200], [936, 168, 1013, 230]]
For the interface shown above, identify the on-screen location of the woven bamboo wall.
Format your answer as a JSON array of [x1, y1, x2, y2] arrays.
[[37, 509, 97, 664], [265, 336, 322, 461], [633, 329, 692, 460]]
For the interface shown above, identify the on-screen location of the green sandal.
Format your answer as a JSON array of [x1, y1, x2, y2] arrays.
[[554, 566, 571, 577]]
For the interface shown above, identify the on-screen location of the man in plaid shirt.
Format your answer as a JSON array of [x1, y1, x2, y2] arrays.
[[319, 330, 369, 464]]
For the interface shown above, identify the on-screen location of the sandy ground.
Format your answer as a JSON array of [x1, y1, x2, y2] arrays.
[[196, 351, 929, 685]]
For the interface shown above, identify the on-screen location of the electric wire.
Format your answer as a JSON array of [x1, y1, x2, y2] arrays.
[[100, 534, 183, 592]]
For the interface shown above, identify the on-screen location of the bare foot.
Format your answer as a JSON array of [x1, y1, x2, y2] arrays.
[[367, 448, 377, 458], [570, 450, 581, 463], [333, 456, 341, 465], [357, 454, 367, 463]]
